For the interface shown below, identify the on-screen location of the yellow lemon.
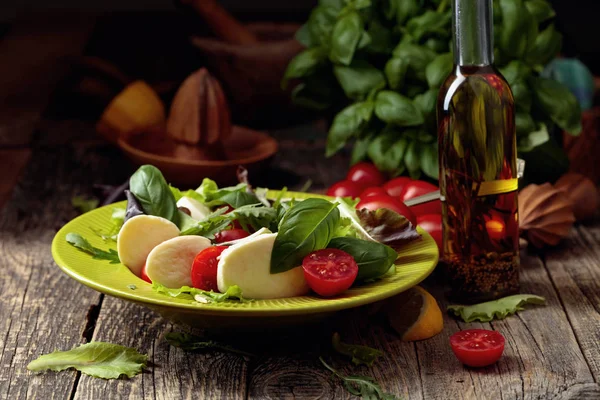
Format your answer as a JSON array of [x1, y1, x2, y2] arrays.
[[385, 286, 443, 341]]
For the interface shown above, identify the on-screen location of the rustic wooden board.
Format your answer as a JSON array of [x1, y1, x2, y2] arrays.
[[0, 149, 31, 209], [0, 14, 95, 146], [545, 221, 600, 382]]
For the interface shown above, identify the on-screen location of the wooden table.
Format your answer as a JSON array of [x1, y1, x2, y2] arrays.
[[1, 14, 600, 400]]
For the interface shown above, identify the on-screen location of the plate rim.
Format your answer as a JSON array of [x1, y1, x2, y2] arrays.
[[51, 191, 439, 316]]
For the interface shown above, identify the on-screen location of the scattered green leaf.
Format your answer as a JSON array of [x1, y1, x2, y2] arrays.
[[165, 332, 254, 357], [448, 294, 546, 322], [152, 283, 248, 303], [331, 333, 383, 366], [66, 233, 120, 264]]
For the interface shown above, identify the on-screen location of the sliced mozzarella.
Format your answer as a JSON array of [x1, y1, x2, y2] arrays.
[[145, 236, 211, 288], [216, 227, 271, 246], [176, 196, 211, 221], [117, 215, 180, 276], [217, 233, 309, 299]]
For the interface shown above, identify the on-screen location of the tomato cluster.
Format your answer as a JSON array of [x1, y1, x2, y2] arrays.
[[326, 162, 443, 251]]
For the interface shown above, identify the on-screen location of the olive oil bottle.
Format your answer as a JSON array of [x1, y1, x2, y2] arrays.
[[437, 0, 519, 303]]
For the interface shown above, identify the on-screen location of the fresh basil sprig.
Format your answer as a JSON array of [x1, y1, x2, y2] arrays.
[[270, 198, 340, 274], [129, 165, 179, 225], [327, 237, 397, 283]]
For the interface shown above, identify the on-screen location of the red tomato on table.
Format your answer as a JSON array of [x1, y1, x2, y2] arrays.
[[191, 246, 228, 292], [417, 214, 442, 252], [356, 195, 417, 226], [214, 228, 250, 243], [326, 180, 364, 199], [302, 249, 358, 297], [346, 162, 385, 188], [450, 329, 505, 367]]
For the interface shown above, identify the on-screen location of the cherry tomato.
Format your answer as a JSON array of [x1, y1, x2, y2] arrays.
[[359, 186, 387, 199], [399, 180, 440, 217], [140, 264, 152, 284], [417, 214, 442, 253], [302, 249, 359, 297], [383, 177, 413, 198], [450, 329, 505, 367], [214, 228, 250, 243], [346, 162, 385, 188], [356, 195, 417, 226], [191, 246, 228, 292], [326, 180, 364, 199], [485, 215, 506, 241]]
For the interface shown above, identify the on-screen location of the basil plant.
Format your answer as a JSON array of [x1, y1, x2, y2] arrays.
[[283, 0, 582, 180]]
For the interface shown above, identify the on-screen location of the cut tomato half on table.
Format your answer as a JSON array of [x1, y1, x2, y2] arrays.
[[191, 246, 228, 292], [302, 249, 358, 297], [450, 329, 505, 367]]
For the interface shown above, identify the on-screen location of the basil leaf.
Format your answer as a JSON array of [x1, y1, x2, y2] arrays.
[[391, 0, 419, 24], [129, 165, 179, 224], [351, 133, 374, 165], [294, 23, 312, 47], [271, 198, 340, 274], [384, 57, 408, 90], [499, 60, 531, 86], [331, 332, 383, 366], [405, 10, 451, 42], [213, 191, 260, 209], [448, 294, 546, 322], [499, 0, 537, 59], [334, 61, 385, 100], [524, 0, 555, 24], [530, 76, 582, 135], [525, 24, 562, 67], [367, 129, 408, 173], [330, 11, 363, 65], [518, 123, 550, 152], [392, 42, 437, 81], [420, 142, 439, 179], [326, 101, 374, 157], [328, 237, 397, 282], [403, 139, 421, 178], [375, 91, 423, 126], [307, 5, 340, 47], [515, 112, 536, 137], [425, 53, 453, 89], [282, 47, 328, 88], [413, 89, 438, 124], [511, 80, 532, 112], [365, 19, 393, 54]]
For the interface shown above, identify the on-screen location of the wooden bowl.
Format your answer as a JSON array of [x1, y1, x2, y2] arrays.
[[117, 125, 278, 188], [191, 22, 305, 127]]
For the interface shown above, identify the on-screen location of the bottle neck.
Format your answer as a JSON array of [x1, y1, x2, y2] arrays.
[[452, 0, 494, 66]]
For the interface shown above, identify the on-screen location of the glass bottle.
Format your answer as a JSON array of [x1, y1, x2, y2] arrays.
[[437, 0, 520, 303]]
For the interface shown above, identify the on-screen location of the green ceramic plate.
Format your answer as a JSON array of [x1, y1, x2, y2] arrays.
[[52, 191, 439, 329]]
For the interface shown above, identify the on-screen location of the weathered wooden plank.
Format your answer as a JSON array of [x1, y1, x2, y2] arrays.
[[545, 220, 600, 382], [0, 143, 130, 400], [0, 13, 95, 146], [74, 296, 249, 400], [0, 149, 31, 210], [416, 251, 600, 400]]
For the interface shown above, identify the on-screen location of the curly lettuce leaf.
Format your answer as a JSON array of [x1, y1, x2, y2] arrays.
[[448, 294, 546, 322], [152, 283, 248, 303], [27, 342, 147, 379], [356, 208, 421, 250]]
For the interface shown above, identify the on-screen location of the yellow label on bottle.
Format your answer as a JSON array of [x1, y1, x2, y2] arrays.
[[474, 178, 518, 196]]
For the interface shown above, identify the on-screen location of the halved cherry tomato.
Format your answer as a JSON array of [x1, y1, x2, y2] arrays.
[[359, 186, 387, 199], [346, 162, 385, 188], [326, 180, 364, 199], [302, 249, 358, 297], [356, 195, 417, 226], [140, 263, 152, 284], [417, 214, 442, 253], [191, 246, 228, 291], [383, 177, 413, 198], [450, 329, 505, 367], [214, 228, 250, 243]]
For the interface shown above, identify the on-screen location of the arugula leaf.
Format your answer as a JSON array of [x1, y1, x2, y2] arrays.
[[66, 233, 120, 264], [129, 165, 179, 224], [271, 198, 340, 274], [448, 294, 546, 322], [27, 342, 147, 379], [179, 207, 232, 238], [71, 196, 99, 214], [165, 332, 254, 357], [319, 357, 399, 400], [152, 283, 248, 303], [232, 204, 278, 232], [332, 333, 383, 367], [328, 237, 397, 283], [356, 208, 421, 250]]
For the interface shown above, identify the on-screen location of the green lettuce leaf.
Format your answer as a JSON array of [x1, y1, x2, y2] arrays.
[[27, 342, 147, 379], [152, 283, 248, 303], [356, 208, 421, 250], [169, 185, 205, 204], [66, 233, 120, 264], [332, 332, 383, 367], [448, 294, 546, 322], [195, 178, 259, 208]]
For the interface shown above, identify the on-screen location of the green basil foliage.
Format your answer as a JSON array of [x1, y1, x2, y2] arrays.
[[327, 237, 397, 282], [285, 0, 581, 179], [129, 165, 179, 225], [271, 198, 340, 273]]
